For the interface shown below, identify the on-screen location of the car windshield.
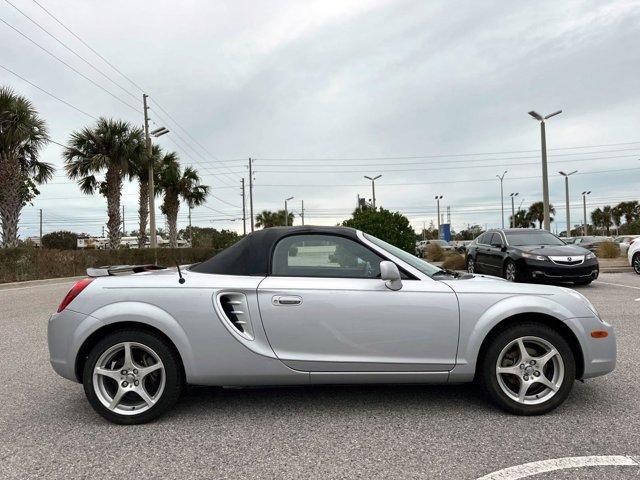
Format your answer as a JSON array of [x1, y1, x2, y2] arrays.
[[505, 231, 565, 246], [363, 233, 442, 277]]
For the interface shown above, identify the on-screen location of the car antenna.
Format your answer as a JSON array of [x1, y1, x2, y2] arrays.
[[176, 262, 185, 284]]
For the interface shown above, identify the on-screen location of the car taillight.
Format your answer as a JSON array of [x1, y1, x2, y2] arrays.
[[57, 278, 94, 313]]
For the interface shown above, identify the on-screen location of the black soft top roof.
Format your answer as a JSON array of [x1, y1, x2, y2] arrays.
[[189, 226, 359, 276]]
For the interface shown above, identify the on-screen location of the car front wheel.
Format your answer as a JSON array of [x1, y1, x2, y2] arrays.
[[633, 253, 640, 275], [479, 323, 576, 415], [503, 259, 519, 282], [82, 329, 183, 424]]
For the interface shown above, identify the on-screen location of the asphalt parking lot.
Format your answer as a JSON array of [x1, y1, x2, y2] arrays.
[[1, 272, 639, 479]]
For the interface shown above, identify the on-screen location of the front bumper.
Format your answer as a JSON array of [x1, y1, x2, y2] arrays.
[[523, 257, 599, 282], [573, 317, 617, 380]]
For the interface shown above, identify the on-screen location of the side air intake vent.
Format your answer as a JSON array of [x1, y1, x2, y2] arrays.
[[218, 293, 254, 340]]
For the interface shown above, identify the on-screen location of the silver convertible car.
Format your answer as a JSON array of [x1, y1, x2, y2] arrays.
[[48, 226, 616, 424]]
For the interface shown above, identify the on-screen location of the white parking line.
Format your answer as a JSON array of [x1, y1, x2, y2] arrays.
[[594, 280, 640, 291], [476, 455, 639, 479]]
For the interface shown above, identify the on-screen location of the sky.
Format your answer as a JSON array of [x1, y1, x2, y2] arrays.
[[2, 0, 640, 239]]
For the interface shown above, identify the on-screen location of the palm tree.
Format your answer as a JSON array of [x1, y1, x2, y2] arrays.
[[129, 144, 161, 248], [509, 209, 534, 228], [601, 205, 614, 235], [613, 201, 639, 225], [0, 87, 53, 247], [527, 201, 555, 229], [591, 208, 604, 235], [63, 118, 144, 249], [255, 209, 294, 228], [156, 153, 209, 248]]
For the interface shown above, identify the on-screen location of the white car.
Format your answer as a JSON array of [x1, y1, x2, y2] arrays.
[[628, 237, 640, 274], [48, 226, 616, 424], [615, 235, 640, 256]]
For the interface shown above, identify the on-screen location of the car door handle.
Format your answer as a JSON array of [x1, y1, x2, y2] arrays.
[[272, 295, 302, 306]]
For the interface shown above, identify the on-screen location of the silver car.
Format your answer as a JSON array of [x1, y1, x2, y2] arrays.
[[48, 226, 616, 424]]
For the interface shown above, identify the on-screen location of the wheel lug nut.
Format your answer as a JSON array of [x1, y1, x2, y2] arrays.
[[134, 380, 139, 386], [121, 370, 127, 375], [523, 375, 529, 381], [530, 360, 536, 366], [534, 371, 540, 377], [122, 381, 128, 387], [133, 369, 138, 374], [519, 364, 525, 369]]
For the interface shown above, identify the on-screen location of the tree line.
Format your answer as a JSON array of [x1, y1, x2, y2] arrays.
[[1, 87, 208, 248]]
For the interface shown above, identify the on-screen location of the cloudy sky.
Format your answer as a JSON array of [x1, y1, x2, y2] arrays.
[[2, 0, 640, 239]]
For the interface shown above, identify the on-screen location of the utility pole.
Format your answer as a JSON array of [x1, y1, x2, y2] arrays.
[[509, 193, 519, 227], [143, 94, 155, 252], [559, 170, 577, 237], [496, 171, 507, 229], [364, 175, 381, 209], [528, 110, 562, 231], [122, 205, 125, 234], [102, 225, 105, 238], [241, 178, 246, 235], [143, 94, 169, 257], [301, 200, 305, 225], [188, 203, 193, 247], [248, 158, 254, 232], [582, 191, 591, 236], [435, 195, 443, 237], [39, 209, 42, 243]]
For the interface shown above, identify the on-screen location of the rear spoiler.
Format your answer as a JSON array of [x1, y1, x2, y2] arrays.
[[86, 264, 167, 277]]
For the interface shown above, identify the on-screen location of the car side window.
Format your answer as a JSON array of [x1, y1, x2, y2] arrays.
[[477, 233, 487, 245], [272, 234, 384, 278]]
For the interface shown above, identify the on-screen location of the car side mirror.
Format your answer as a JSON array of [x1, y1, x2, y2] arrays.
[[380, 261, 402, 291]]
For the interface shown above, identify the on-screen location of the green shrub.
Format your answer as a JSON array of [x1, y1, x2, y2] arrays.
[[596, 241, 620, 259], [442, 253, 466, 270], [425, 243, 444, 262]]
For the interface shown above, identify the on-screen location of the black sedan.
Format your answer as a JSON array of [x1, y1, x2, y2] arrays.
[[466, 228, 599, 285]]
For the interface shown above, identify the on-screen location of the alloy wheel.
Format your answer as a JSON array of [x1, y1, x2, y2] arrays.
[[495, 336, 564, 405], [92, 342, 166, 416], [634, 254, 640, 275], [505, 262, 517, 282], [468, 258, 475, 273]]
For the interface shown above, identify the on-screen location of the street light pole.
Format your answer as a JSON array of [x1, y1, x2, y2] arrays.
[[509, 192, 519, 227], [284, 196, 294, 226], [528, 109, 562, 231], [559, 170, 577, 237], [364, 175, 382, 209], [435, 195, 443, 236], [582, 191, 591, 236], [496, 170, 507, 228]]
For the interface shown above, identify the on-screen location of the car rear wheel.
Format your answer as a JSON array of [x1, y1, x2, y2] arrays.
[[503, 259, 519, 282], [633, 253, 640, 275], [467, 256, 476, 273], [478, 323, 576, 415], [82, 329, 183, 424]]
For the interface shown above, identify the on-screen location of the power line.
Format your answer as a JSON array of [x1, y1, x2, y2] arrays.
[[0, 15, 141, 113], [31, 0, 146, 93], [0, 64, 97, 119], [3, 0, 139, 102]]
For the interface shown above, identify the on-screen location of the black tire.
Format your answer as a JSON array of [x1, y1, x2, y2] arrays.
[[478, 322, 576, 415], [633, 253, 640, 275], [82, 329, 184, 424], [574, 279, 593, 286]]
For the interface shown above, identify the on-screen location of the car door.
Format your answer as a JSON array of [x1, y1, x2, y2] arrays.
[[257, 233, 459, 373], [484, 232, 507, 274], [474, 233, 492, 273]]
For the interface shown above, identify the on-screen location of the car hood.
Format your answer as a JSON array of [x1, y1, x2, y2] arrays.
[[513, 245, 591, 256], [441, 273, 561, 296]]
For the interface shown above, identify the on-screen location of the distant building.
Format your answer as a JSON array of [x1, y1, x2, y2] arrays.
[[77, 235, 190, 249]]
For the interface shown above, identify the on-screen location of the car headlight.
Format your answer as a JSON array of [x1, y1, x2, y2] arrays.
[[586, 252, 596, 260], [521, 252, 548, 261]]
